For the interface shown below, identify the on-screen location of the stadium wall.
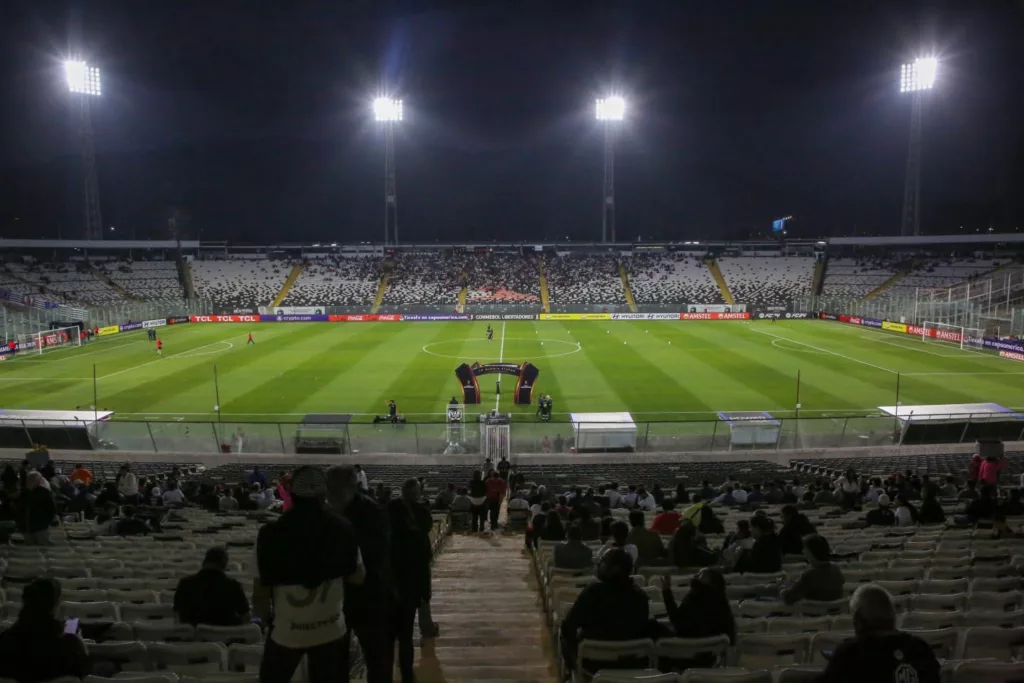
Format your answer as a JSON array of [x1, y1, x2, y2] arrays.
[[818, 312, 1024, 354]]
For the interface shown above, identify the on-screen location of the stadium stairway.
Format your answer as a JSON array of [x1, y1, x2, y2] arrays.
[[812, 257, 827, 296], [271, 264, 305, 307], [179, 257, 195, 300], [706, 258, 735, 305], [371, 272, 389, 314], [457, 283, 468, 313], [617, 261, 638, 312], [863, 263, 914, 301], [90, 265, 140, 301], [538, 261, 551, 313], [415, 533, 558, 683]]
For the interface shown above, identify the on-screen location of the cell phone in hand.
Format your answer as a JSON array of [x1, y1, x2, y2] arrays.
[[64, 618, 80, 635], [820, 649, 834, 660]]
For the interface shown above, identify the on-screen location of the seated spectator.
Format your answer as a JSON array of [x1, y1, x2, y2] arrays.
[[507, 491, 530, 513], [746, 483, 764, 504], [917, 485, 946, 525], [1005, 488, 1024, 516], [596, 520, 638, 565], [732, 485, 749, 505], [540, 509, 566, 542], [575, 507, 601, 541], [650, 498, 682, 535], [162, 480, 186, 507], [893, 494, 918, 527], [721, 519, 754, 569], [938, 476, 959, 498], [174, 547, 250, 626], [433, 483, 456, 510], [957, 479, 978, 501], [20, 472, 56, 546], [627, 509, 665, 565], [780, 485, 798, 504], [559, 549, 653, 679], [817, 584, 940, 683], [698, 480, 716, 500], [0, 578, 89, 683], [865, 495, 896, 527], [780, 534, 845, 604], [219, 488, 240, 511], [814, 486, 838, 505], [114, 506, 149, 536], [622, 485, 638, 508], [713, 485, 737, 506], [634, 486, 656, 511], [778, 505, 816, 555], [69, 464, 93, 487], [668, 520, 717, 569], [450, 487, 472, 512], [660, 568, 735, 668], [735, 516, 782, 574], [553, 524, 594, 570], [526, 502, 551, 549], [91, 503, 120, 536], [965, 484, 999, 523]]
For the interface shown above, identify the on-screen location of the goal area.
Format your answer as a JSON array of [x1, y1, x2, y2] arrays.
[[921, 321, 984, 351], [16, 326, 83, 355]]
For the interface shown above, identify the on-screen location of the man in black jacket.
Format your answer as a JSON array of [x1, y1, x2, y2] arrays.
[[818, 584, 939, 683], [326, 465, 394, 683], [778, 505, 816, 556], [21, 472, 56, 546]]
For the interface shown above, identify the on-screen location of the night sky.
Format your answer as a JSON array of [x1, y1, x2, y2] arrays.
[[1, 0, 1022, 244]]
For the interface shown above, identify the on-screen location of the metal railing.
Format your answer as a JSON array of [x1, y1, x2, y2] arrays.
[[1, 299, 212, 343], [10, 412, 1022, 456]]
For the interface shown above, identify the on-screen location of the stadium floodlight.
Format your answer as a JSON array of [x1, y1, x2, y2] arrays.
[[373, 97, 403, 122], [595, 96, 625, 242], [899, 57, 938, 93], [595, 96, 625, 121], [374, 96, 402, 245], [65, 60, 101, 96], [899, 57, 938, 237]]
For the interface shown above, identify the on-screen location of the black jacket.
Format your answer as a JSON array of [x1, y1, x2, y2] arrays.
[[778, 514, 816, 555], [344, 493, 394, 626], [388, 498, 434, 604], [20, 488, 56, 534], [736, 533, 782, 574]]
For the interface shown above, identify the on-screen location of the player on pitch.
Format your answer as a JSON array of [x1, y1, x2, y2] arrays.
[[248, 332, 255, 345], [156, 338, 163, 356]]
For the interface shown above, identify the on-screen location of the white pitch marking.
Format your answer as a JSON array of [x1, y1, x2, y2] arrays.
[[495, 321, 506, 411], [752, 327, 898, 374], [98, 338, 236, 381]]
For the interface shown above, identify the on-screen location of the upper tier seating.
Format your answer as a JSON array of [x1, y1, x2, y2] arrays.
[[463, 252, 540, 305], [546, 255, 625, 307], [819, 258, 898, 299], [885, 259, 1000, 297], [100, 260, 185, 301], [717, 257, 815, 308], [191, 258, 289, 310], [0, 268, 66, 306], [627, 253, 723, 305], [282, 256, 380, 307], [6, 261, 124, 306], [382, 253, 462, 306]]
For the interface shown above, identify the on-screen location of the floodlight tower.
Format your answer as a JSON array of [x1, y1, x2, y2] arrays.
[[374, 97, 403, 246], [65, 60, 104, 241], [899, 57, 937, 237], [596, 96, 625, 243]]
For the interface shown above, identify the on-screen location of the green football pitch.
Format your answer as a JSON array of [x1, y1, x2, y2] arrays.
[[0, 320, 1022, 424]]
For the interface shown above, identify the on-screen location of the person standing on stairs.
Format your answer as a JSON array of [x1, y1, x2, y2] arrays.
[[485, 469, 508, 532], [326, 465, 395, 683], [388, 478, 439, 683]]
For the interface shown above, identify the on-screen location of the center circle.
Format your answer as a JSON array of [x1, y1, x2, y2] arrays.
[[422, 337, 582, 361]]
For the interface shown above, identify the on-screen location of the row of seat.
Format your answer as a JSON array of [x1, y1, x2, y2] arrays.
[[587, 660, 1023, 682]]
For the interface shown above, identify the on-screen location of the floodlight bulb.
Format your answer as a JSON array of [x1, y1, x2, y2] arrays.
[[65, 60, 101, 96], [595, 96, 625, 121], [374, 97, 403, 122], [900, 57, 937, 93]]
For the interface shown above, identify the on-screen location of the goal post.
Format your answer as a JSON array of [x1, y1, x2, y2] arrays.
[[17, 326, 83, 355], [921, 321, 984, 350]]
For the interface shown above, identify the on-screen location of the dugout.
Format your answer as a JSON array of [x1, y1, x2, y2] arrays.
[[0, 409, 113, 450], [879, 403, 1024, 445], [294, 413, 350, 454]]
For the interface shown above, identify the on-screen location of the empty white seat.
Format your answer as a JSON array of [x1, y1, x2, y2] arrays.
[[654, 636, 730, 669], [61, 601, 119, 622], [133, 621, 196, 642], [576, 639, 655, 683], [732, 634, 811, 669], [956, 626, 1024, 660], [772, 666, 825, 683], [86, 641, 149, 671], [120, 603, 175, 621], [680, 669, 772, 682], [195, 624, 263, 645], [226, 643, 263, 673], [950, 660, 1024, 683], [903, 627, 959, 659], [148, 643, 227, 676]]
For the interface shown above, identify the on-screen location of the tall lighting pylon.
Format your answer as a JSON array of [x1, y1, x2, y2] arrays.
[[65, 60, 103, 240], [374, 97, 403, 246], [899, 57, 938, 237], [596, 96, 625, 243]]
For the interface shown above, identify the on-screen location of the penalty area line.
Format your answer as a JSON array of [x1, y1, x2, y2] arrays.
[[750, 327, 898, 374]]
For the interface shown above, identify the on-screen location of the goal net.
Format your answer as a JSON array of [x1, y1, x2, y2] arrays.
[[921, 321, 984, 351], [17, 326, 83, 355]]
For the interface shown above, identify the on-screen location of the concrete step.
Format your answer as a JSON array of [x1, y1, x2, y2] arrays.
[[412, 664, 557, 682], [431, 598, 542, 611], [418, 645, 548, 664]]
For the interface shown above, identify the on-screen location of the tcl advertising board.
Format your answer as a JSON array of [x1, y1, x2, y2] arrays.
[[189, 315, 261, 323]]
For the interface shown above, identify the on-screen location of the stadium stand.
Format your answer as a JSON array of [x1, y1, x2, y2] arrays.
[[382, 253, 462, 307], [100, 260, 185, 301], [281, 255, 381, 307], [190, 258, 290, 310], [884, 258, 1000, 297], [819, 257, 900, 299], [6, 260, 124, 306], [717, 257, 816, 308], [0, 266, 67, 306], [546, 254, 625, 307], [626, 253, 724, 305], [463, 252, 541, 306]]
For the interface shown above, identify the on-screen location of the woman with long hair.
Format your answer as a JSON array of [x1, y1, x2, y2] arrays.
[[660, 568, 735, 669], [540, 509, 566, 541], [668, 520, 717, 569]]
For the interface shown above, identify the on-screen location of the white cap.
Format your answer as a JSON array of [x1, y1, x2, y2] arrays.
[[878, 494, 891, 506]]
